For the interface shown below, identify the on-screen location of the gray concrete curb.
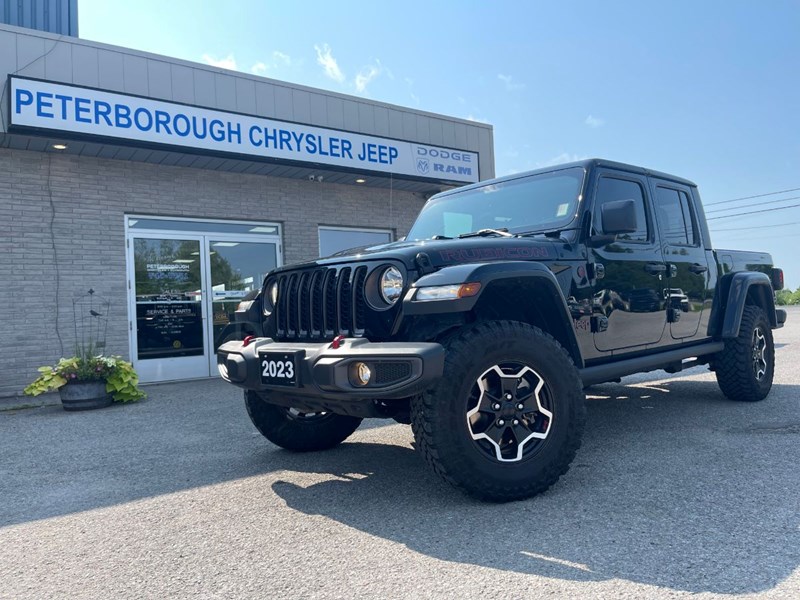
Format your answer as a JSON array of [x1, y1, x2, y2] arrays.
[[0, 393, 61, 411]]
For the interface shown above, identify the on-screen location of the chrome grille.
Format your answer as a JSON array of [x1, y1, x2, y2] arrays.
[[273, 265, 370, 341]]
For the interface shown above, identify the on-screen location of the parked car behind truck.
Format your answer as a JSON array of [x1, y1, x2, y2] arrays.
[[218, 159, 787, 502]]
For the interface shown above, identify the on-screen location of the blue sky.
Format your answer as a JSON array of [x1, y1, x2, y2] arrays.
[[79, 0, 800, 286]]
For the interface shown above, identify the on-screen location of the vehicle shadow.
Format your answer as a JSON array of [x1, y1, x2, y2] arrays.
[[268, 379, 800, 595]]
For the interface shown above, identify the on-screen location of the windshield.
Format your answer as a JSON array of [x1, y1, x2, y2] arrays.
[[407, 166, 586, 240]]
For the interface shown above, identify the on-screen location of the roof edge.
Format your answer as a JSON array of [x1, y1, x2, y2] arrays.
[[0, 23, 493, 130]]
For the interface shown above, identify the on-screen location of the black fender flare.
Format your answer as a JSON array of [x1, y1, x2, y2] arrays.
[[712, 272, 777, 338], [403, 261, 583, 367]]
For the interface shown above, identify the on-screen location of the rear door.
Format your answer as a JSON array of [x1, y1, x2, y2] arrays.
[[591, 170, 667, 352], [650, 179, 710, 339]]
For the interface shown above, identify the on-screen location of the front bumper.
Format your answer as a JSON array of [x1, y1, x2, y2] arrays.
[[217, 337, 445, 403]]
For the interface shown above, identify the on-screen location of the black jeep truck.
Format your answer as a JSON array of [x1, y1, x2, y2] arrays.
[[218, 159, 787, 502]]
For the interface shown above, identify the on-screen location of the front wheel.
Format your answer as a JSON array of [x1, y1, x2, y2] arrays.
[[411, 321, 586, 502], [245, 391, 362, 451], [714, 305, 775, 402]]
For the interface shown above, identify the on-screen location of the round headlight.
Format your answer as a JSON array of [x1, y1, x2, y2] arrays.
[[380, 266, 404, 304], [263, 280, 279, 314]]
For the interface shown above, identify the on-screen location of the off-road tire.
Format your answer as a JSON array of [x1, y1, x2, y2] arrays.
[[411, 320, 585, 502], [245, 391, 362, 451], [715, 305, 774, 402]]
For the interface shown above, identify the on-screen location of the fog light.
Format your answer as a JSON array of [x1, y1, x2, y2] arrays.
[[350, 362, 372, 386]]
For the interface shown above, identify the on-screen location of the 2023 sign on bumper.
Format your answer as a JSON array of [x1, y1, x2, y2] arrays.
[[259, 352, 299, 386]]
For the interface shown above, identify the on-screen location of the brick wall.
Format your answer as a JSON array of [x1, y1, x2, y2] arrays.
[[0, 148, 426, 396]]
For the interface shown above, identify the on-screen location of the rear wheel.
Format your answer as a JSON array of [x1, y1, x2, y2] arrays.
[[411, 321, 585, 502], [714, 305, 774, 402], [245, 391, 362, 451]]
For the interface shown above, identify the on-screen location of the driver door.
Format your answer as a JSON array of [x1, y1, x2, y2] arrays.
[[590, 171, 667, 352]]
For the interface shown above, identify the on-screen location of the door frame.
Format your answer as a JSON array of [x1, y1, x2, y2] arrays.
[[202, 233, 281, 376], [647, 178, 709, 339], [588, 168, 667, 353], [124, 216, 283, 382], [125, 231, 211, 382]]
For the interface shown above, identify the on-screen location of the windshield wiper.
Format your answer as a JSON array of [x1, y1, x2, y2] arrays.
[[520, 228, 570, 239], [458, 228, 515, 239]]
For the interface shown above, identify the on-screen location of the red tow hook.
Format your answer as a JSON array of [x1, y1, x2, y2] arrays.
[[330, 335, 346, 349], [242, 335, 255, 347]]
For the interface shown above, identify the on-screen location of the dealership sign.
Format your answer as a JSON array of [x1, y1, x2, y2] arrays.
[[9, 77, 479, 183]]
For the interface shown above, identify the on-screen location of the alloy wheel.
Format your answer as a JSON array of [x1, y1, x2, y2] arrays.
[[465, 363, 553, 462]]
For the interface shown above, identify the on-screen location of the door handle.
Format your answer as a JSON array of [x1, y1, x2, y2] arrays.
[[689, 263, 708, 274], [644, 262, 667, 275]]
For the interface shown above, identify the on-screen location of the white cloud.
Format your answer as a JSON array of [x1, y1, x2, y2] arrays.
[[355, 62, 382, 93], [405, 77, 419, 105], [497, 73, 525, 91], [585, 115, 605, 128], [201, 53, 238, 71], [251, 62, 267, 75], [466, 114, 490, 124], [314, 43, 345, 83], [273, 51, 292, 66]]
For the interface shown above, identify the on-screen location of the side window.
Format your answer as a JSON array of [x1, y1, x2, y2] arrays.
[[655, 187, 696, 246], [318, 227, 392, 257], [594, 177, 649, 242], [679, 191, 698, 245]]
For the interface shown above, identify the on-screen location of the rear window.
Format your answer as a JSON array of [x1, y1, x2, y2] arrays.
[[655, 187, 697, 245]]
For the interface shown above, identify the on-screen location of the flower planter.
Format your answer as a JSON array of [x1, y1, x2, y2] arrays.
[[58, 381, 112, 411]]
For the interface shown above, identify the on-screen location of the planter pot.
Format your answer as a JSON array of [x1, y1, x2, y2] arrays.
[[59, 381, 112, 411]]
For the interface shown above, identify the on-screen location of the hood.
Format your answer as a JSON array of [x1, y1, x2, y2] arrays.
[[273, 236, 571, 274]]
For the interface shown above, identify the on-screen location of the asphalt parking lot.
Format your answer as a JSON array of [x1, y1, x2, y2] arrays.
[[2, 307, 798, 599]]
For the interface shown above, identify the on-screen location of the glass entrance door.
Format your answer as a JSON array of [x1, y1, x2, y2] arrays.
[[126, 218, 282, 383], [130, 234, 210, 382], [206, 237, 278, 374]]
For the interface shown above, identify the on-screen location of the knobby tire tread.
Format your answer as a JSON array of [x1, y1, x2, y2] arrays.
[[411, 320, 585, 502]]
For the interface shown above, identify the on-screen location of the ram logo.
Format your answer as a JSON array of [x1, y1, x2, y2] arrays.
[[415, 158, 430, 174]]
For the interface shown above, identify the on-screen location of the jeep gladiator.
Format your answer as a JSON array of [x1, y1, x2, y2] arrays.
[[218, 159, 787, 502]]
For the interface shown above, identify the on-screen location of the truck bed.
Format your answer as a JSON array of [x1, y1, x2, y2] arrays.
[[714, 249, 773, 277]]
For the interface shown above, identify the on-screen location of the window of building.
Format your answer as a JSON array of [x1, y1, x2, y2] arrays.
[[128, 217, 279, 236], [593, 177, 649, 242], [655, 187, 697, 246], [318, 226, 393, 257]]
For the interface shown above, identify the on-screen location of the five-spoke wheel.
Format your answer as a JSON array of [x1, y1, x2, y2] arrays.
[[466, 364, 553, 462]]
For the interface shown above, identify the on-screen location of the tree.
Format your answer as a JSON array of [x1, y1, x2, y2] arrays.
[[775, 288, 800, 305]]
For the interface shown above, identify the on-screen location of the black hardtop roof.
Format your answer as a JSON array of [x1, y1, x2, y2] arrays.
[[435, 158, 697, 198]]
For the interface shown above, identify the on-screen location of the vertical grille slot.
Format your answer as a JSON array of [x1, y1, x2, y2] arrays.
[[352, 266, 368, 334], [338, 267, 352, 335], [323, 269, 337, 337], [296, 272, 309, 337], [286, 273, 299, 336], [276, 275, 289, 336], [309, 270, 324, 337]]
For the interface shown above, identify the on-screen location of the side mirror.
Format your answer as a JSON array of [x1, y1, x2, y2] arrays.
[[601, 199, 638, 235]]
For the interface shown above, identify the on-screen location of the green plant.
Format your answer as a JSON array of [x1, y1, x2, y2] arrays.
[[776, 287, 800, 306], [24, 355, 145, 403]]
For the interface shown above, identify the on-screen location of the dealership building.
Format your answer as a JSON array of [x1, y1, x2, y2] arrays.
[[0, 17, 494, 396]]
